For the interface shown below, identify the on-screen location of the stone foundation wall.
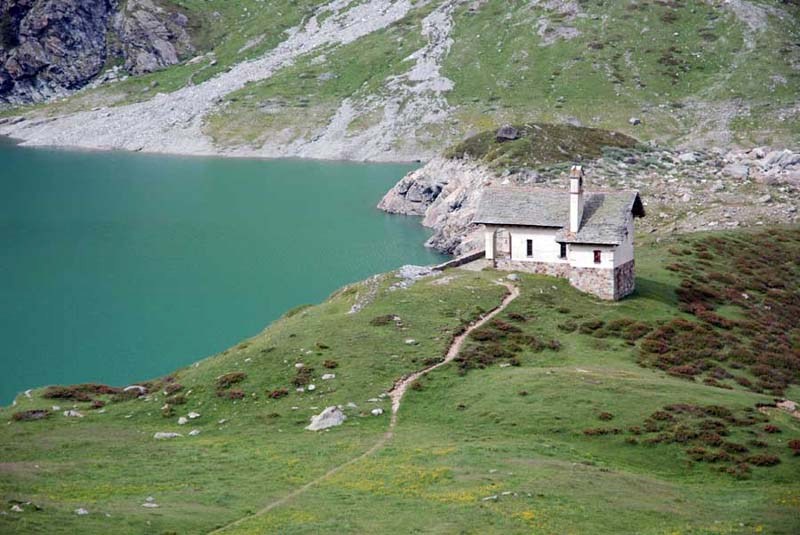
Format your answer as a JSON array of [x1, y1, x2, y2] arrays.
[[494, 259, 570, 279], [613, 260, 636, 299], [493, 258, 635, 301], [569, 266, 616, 300]]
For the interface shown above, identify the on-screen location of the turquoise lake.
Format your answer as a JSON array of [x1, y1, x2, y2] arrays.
[[0, 139, 444, 404]]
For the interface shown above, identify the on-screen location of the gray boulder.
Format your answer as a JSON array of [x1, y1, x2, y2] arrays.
[[305, 406, 346, 431], [495, 125, 520, 142], [153, 432, 182, 440], [722, 164, 749, 179]]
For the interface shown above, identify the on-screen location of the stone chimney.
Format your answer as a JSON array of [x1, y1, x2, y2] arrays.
[[569, 165, 584, 233]]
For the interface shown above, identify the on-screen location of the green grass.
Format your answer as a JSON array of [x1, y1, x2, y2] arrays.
[[444, 122, 639, 170], [2, 227, 799, 533]]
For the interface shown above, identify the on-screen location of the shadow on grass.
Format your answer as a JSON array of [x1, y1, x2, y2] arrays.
[[632, 277, 677, 307]]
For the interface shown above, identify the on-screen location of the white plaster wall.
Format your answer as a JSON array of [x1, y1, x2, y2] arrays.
[[509, 228, 567, 263], [484, 228, 496, 260], [614, 217, 635, 267], [569, 243, 616, 269]]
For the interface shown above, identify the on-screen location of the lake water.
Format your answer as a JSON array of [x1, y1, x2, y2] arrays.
[[0, 139, 443, 404]]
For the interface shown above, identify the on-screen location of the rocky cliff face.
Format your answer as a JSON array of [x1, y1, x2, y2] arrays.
[[378, 157, 495, 256], [0, 0, 194, 105]]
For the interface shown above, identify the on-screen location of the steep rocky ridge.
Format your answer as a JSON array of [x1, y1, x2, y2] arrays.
[[0, 0, 798, 158], [0, 0, 194, 105]]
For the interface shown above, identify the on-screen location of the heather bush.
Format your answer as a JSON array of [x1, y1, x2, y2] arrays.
[[268, 388, 289, 399], [12, 409, 50, 422], [218, 389, 245, 400], [164, 383, 183, 395], [216, 372, 246, 389]]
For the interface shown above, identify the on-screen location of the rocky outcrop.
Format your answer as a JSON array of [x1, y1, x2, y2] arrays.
[[377, 157, 496, 256], [378, 147, 800, 255], [0, 0, 116, 104], [113, 0, 194, 76], [0, 0, 193, 105]]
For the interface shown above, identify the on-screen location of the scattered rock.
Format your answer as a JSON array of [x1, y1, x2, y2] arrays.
[[63, 410, 84, 418], [757, 194, 772, 204], [495, 124, 521, 142], [404, 339, 418, 345], [307, 384, 316, 391], [322, 374, 336, 380], [11, 505, 23, 513], [187, 412, 200, 419], [506, 273, 520, 281], [153, 432, 182, 440], [75, 508, 89, 515], [723, 164, 749, 179], [305, 406, 346, 431], [371, 408, 384, 416], [628, 117, 641, 126], [124, 385, 147, 395], [177, 417, 188, 425], [188, 429, 200, 436], [393, 265, 434, 289], [141, 503, 159, 508]]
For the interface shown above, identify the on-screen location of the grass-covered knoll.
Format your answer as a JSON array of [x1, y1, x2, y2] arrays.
[[444, 122, 639, 170], [2, 227, 800, 534]]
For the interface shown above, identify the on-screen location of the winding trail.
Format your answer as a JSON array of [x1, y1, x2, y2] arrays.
[[210, 280, 519, 534]]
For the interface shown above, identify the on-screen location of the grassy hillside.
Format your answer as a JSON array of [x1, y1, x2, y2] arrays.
[[5, 0, 798, 154], [2, 226, 799, 534]]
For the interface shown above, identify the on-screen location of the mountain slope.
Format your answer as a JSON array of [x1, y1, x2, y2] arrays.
[[1, 0, 798, 160], [2, 227, 799, 534]]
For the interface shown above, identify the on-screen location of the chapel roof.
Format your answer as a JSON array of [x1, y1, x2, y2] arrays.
[[473, 187, 645, 245]]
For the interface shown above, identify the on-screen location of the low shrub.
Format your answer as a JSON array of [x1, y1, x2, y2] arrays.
[[410, 380, 424, 391], [583, 428, 620, 436], [507, 312, 528, 322], [788, 439, 800, 455], [598, 412, 614, 421], [218, 389, 245, 400], [164, 383, 183, 395], [722, 441, 749, 454], [268, 388, 289, 399], [292, 367, 314, 387], [745, 454, 780, 467], [216, 372, 246, 389], [43, 383, 120, 401], [12, 409, 50, 422], [763, 424, 781, 434], [650, 410, 674, 422], [323, 360, 338, 369], [557, 320, 577, 333], [369, 314, 397, 326], [167, 394, 186, 405], [579, 320, 605, 334], [724, 462, 752, 479], [90, 400, 106, 410]]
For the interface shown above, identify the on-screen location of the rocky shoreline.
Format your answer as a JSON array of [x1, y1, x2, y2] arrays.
[[378, 146, 800, 255]]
